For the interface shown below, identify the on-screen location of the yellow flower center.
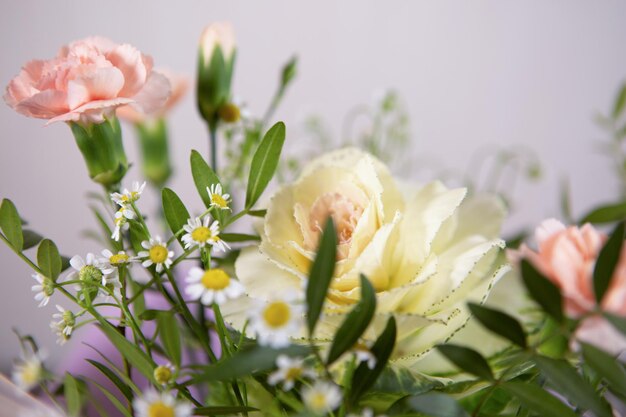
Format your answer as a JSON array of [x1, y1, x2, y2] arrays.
[[149, 245, 168, 263], [285, 367, 302, 381], [20, 362, 41, 386], [153, 365, 173, 385], [263, 301, 291, 328], [110, 253, 129, 264], [201, 269, 230, 290], [309, 393, 328, 411], [147, 402, 175, 417], [211, 193, 228, 208], [191, 226, 212, 243], [218, 102, 241, 123]]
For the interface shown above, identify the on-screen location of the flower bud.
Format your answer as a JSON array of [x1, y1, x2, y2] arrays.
[[69, 116, 128, 189], [197, 22, 237, 128], [153, 364, 174, 385]]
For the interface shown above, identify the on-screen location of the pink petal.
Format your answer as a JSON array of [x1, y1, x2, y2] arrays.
[[3, 60, 46, 107], [14, 89, 68, 119], [105, 44, 148, 98], [47, 97, 133, 125], [66, 67, 125, 110], [129, 71, 171, 114]]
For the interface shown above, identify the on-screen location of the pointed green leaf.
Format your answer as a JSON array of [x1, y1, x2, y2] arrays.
[[613, 84, 626, 119], [326, 275, 376, 365], [390, 392, 469, 417], [86, 359, 133, 401], [502, 381, 578, 417], [581, 342, 626, 398], [605, 312, 626, 335], [157, 312, 182, 367], [468, 302, 526, 348], [90, 379, 133, 417], [219, 233, 260, 242], [190, 150, 221, 208], [245, 122, 286, 209], [520, 259, 563, 322], [534, 355, 612, 417], [37, 239, 62, 281], [22, 229, 43, 250], [594, 221, 624, 303], [64, 373, 82, 417], [306, 218, 337, 336], [0, 199, 23, 251], [349, 316, 397, 404], [96, 318, 155, 382], [580, 201, 626, 225], [436, 344, 494, 381], [162, 188, 191, 247]]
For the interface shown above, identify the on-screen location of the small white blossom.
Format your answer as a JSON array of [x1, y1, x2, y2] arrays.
[[302, 381, 343, 414], [69, 253, 115, 300], [99, 249, 136, 268], [12, 351, 46, 391], [181, 217, 230, 252], [31, 273, 54, 307], [111, 208, 131, 241], [138, 236, 174, 273], [111, 181, 146, 207], [268, 355, 315, 390], [206, 183, 231, 211], [133, 389, 192, 417], [185, 267, 244, 306], [248, 294, 304, 348], [50, 305, 75, 345]]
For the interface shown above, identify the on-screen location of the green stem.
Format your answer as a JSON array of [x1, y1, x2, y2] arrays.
[[0, 232, 43, 274], [210, 125, 218, 173]]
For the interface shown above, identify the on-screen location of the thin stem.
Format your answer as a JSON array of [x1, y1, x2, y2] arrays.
[[0, 232, 43, 274], [210, 125, 218, 172]]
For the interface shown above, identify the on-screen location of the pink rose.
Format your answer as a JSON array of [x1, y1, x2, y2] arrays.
[[4, 36, 170, 125]]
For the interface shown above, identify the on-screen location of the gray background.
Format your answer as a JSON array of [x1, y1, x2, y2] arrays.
[[1, 1, 625, 369]]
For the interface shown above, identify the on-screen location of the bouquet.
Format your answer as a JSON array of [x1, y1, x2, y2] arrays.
[[1, 22, 626, 417]]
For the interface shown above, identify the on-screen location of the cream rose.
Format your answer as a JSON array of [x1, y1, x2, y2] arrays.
[[223, 148, 511, 367]]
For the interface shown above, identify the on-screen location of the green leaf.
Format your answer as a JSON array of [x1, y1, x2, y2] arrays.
[[581, 342, 626, 398], [306, 217, 337, 336], [580, 201, 626, 225], [128, 220, 149, 254], [190, 150, 221, 208], [88, 378, 133, 417], [86, 359, 133, 401], [245, 121, 286, 209], [468, 303, 526, 348], [157, 312, 182, 367], [0, 198, 23, 250], [219, 233, 260, 242], [64, 373, 82, 417], [614, 84, 626, 119], [326, 275, 376, 365], [188, 345, 309, 384], [605, 312, 626, 334], [436, 344, 494, 381], [96, 318, 155, 382], [22, 229, 43, 250], [162, 188, 191, 247], [349, 316, 397, 404], [390, 392, 469, 417], [520, 259, 563, 322], [37, 239, 62, 281], [502, 381, 578, 417], [194, 406, 260, 416], [534, 355, 612, 417], [247, 209, 267, 217], [593, 221, 624, 303]]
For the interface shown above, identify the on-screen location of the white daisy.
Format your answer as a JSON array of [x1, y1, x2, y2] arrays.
[[185, 267, 245, 306], [302, 381, 343, 414], [12, 351, 46, 391], [206, 183, 231, 211], [181, 217, 230, 252], [31, 273, 54, 307], [111, 208, 131, 241], [248, 295, 304, 348], [50, 305, 75, 345], [153, 363, 176, 386], [268, 355, 315, 390], [99, 249, 136, 268], [111, 181, 146, 207], [138, 237, 174, 273], [133, 389, 192, 417], [69, 253, 115, 300]]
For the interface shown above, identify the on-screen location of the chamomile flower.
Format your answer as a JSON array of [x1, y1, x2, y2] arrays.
[[181, 217, 230, 252], [248, 295, 304, 348], [69, 253, 115, 299], [133, 389, 192, 417], [101, 273, 123, 299], [12, 351, 46, 391], [99, 249, 136, 268], [153, 363, 176, 386], [111, 181, 146, 207], [112, 207, 132, 241], [185, 267, 245, 306], [50, 305, 75, 345], [138, 237, 174, 273], [31, 273, 54, 307], [268, 355, 315, 390], [302, 381, 343, 415], [206, 183, 231, 211]]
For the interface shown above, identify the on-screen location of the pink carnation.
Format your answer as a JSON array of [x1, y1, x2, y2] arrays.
[[4, 36, 170, 125]]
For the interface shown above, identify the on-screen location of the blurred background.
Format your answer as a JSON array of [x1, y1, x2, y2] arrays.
[[1, 0, 625, 370]]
